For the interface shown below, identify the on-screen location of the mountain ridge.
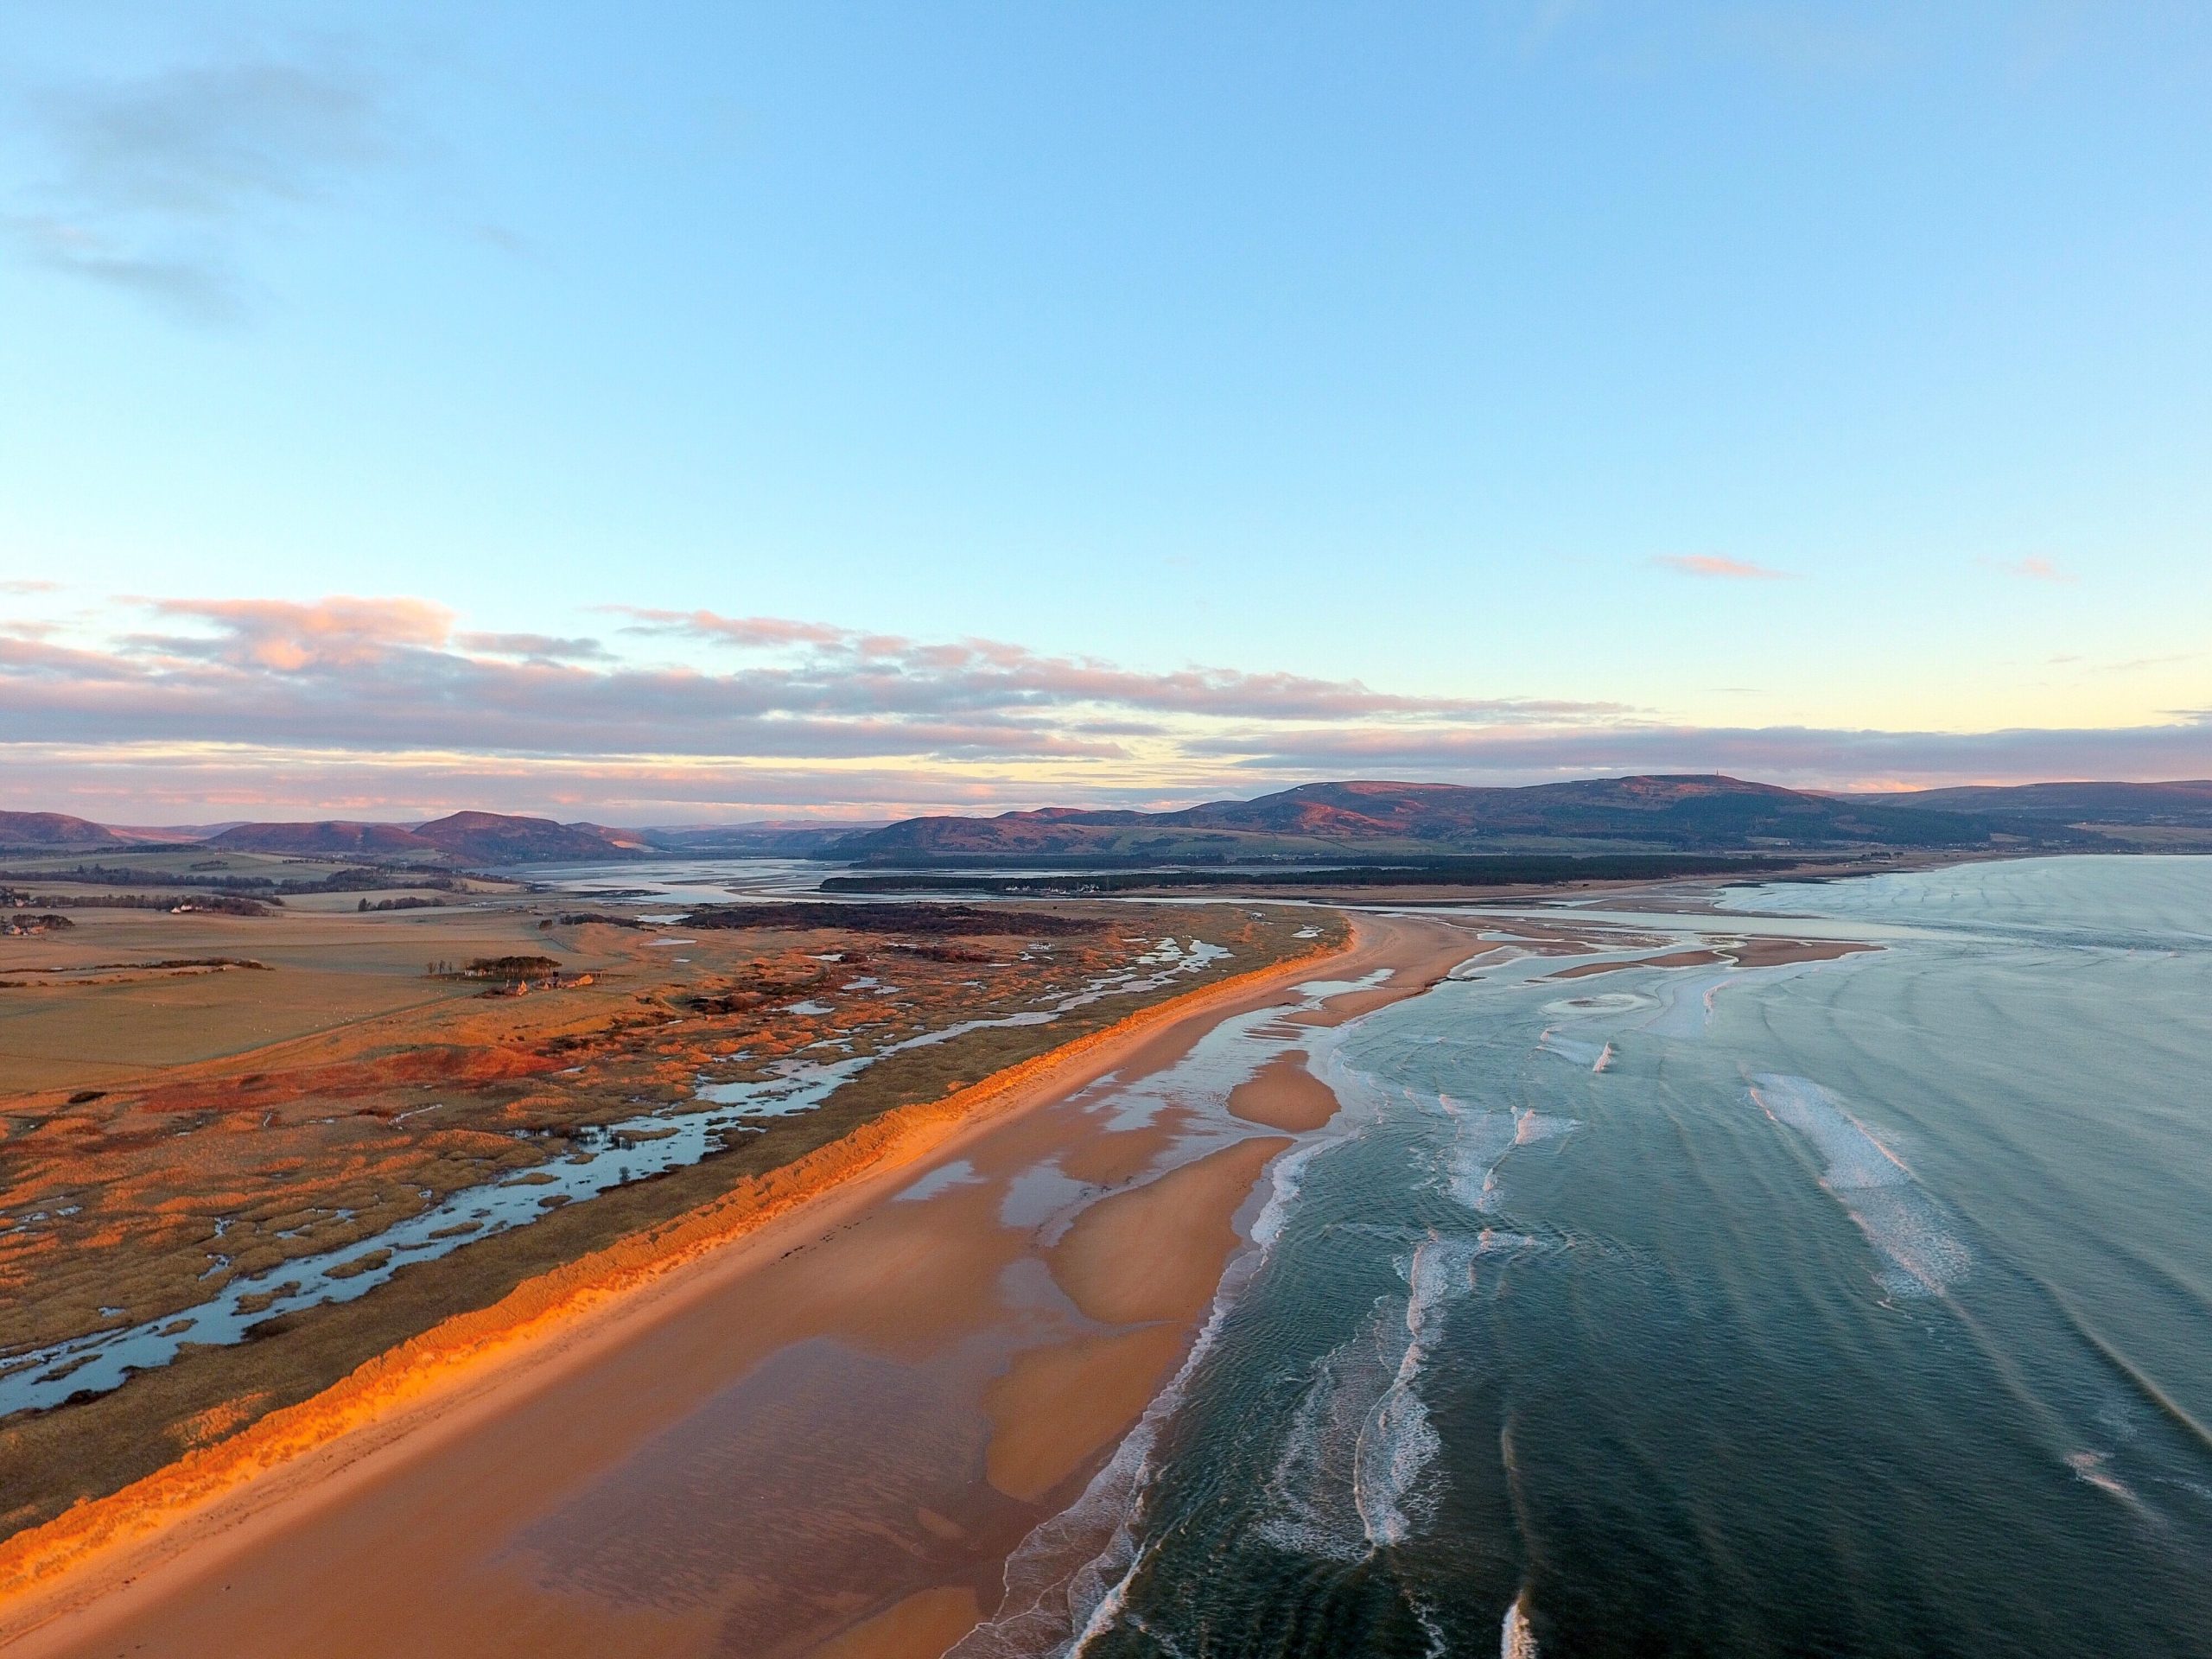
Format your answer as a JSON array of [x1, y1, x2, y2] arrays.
[[8, 779, 2211, 864], [824, 775, 2212, 864]]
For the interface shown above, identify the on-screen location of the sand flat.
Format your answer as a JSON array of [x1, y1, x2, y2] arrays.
[[1226, 1051, 1340, 1131], [1047, 1135, 1291, 1327], [982, 1324, 1186, 1502]]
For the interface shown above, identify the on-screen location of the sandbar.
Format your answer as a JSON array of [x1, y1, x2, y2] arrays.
[[1226, 1051, 1341, 1131]]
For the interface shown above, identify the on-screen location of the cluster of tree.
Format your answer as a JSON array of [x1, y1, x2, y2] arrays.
[[357, 896, 448, 911], [3, 912, 73, 936], [427, 955, 563, 981]]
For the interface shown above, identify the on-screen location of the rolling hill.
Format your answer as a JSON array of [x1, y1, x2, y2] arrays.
[[202, 812, 648, 865], [826, 775, 2104, 865], [0, 811, 126, 851], [1864, 780, 2212, 831]]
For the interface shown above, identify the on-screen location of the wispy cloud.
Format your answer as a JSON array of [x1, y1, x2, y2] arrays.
[[1654, 555, 1794, 582], [1989, 556, 2076, 583], [3, 593, 2207, 821], [2, 46, 390, 323], [456, 632, 612, 663]]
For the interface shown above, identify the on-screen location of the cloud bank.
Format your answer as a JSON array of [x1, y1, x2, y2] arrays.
[[1, 594, 2205, 821]]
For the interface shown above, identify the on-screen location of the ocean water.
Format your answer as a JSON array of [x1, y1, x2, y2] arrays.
[[991, 856, 2212, 1656]]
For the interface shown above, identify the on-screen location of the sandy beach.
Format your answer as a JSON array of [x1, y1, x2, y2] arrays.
[[1, 912, 1476, 1659]]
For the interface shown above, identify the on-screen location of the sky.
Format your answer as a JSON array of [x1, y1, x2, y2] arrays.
[[2, 1, 2209, 824]]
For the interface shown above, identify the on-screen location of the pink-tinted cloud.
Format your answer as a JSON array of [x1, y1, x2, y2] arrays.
[[1655, 555, 1795, 582], [614, 608, 850, 649], [606, 607, 1612, 724], [1991, 556, 2076, 583], [4, 593, 2208, 820], [455, 632, 611, 662], [139, 595, 454, 670], [1187, 717, 2212, 791]]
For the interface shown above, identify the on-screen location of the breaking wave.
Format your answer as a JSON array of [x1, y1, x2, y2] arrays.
[[1749, 1074, 1970, 1297]]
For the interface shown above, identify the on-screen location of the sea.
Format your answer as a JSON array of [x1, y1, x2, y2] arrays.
[[958, 855, 2212, 1658]]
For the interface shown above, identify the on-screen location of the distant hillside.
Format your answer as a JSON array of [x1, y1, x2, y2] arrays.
[[409, 811, 647, 863], [828, 775, 2101, 865], [204, 812, 647, 865], [204, 820, 429, 856], [1866, 781, 2212, 829], [0, 810, 125, 851], [638, 820, 893, 857]]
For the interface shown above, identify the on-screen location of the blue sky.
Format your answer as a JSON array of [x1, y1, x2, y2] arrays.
[[2, 2, 2209, 821]]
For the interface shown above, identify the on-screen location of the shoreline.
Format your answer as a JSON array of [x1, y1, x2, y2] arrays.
[[2, 913, 1476, 1655]]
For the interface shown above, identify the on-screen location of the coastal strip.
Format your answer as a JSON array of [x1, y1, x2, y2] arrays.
[[0, 921, 1397, 1644]]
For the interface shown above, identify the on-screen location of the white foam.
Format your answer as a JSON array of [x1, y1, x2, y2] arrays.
[[1356, 1234, 1478, 1547], [1259, 1231, 1478, 1561], [1638, 969, 1733, 1039], [1536, 1029, 1606, 1068], [1749, 1074, 1970, 1297], [1514, 1109, 1575, 1146], [951, 1051, 1372, 1657], [1501, 1589, 1540, 1659], [2067, 1449, 2139, 1505]]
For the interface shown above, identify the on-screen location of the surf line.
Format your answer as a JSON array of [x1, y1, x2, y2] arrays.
[[956, 957, 1479, 1657]]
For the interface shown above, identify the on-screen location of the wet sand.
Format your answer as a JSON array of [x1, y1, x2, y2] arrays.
[[1226, 1052, 1342, 1132], [3, 912, 1477, 1659], [1543, 937, 1877, 980]]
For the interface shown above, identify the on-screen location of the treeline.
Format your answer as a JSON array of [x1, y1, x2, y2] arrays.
[[821, 853, 1795, 896], [0, 863, 457, 895], [427, 956, 561, 980]]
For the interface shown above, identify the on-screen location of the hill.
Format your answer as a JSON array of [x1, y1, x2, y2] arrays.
[[202, 812, 647, 865], [409, 811, 647, 863], [0, 811, 126, 851], [826, 775, 2099, 865], [636, 820, 893, 857], [1865, 780, 2212, 832], [204, 821, 430, 856]]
